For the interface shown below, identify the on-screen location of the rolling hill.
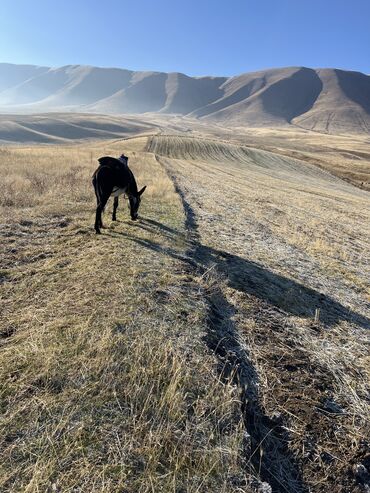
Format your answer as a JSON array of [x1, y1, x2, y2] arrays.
[[0, 63, 369, 134], [0, 113, 156, 144]]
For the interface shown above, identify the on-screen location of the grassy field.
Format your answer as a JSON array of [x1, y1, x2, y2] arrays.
[[147, 134, 370, 493], [1, 133, 369, 492], [0, 139, 247, 492], [138, 115, 370, 190], [230, 126, 370, 191]]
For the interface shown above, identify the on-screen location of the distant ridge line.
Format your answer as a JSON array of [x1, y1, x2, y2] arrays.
[[0, 63, 369, 134]]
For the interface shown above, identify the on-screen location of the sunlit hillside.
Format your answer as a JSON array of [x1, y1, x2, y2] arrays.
[[1, 63, 369, 134]]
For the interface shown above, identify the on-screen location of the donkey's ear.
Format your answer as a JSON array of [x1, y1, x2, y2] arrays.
[[138, 186, 147, 196]]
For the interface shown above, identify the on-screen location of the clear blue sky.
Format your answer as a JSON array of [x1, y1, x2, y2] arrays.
[[0, 0, 369, 76]]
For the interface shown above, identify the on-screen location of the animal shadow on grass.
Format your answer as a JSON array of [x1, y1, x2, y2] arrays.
[[108, 217, 369, 492], [111, 218, 314, 491], [123, 217, 370, 330]]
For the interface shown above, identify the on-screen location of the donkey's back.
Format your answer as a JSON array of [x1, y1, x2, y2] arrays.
[[94, 156, 132, 190]]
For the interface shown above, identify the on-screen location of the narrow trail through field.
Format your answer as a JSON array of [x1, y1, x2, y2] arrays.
[[143, 134, 370, 492]]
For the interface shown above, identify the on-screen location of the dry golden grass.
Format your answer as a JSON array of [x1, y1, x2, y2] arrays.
[[213, 125, 370, 190], [124, 114, 370, 190], [0, 140, 249, 492], [1, 132, 369, 493], [147, 134, 370, 493]]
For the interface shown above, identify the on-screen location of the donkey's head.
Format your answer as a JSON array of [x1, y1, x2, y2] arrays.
[[129, 186, 146, 220]]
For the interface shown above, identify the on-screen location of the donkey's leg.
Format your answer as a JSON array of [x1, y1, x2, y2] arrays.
[[112, 196, 119, 221], [93, 166, 114, 234], [95, 205, 103, 234], [95, 192, 110, 234]]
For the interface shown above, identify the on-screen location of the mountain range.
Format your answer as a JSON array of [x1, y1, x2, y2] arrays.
[[0, 63, 369, 134]]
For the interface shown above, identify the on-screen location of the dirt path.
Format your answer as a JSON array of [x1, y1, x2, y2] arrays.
[[149, 135, 370, 493]]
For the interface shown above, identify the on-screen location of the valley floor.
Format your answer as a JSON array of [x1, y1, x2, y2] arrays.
[[1, 134, 369, 492]]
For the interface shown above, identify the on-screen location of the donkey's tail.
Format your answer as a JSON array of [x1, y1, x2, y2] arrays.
[[92, 173, 106, 212]]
